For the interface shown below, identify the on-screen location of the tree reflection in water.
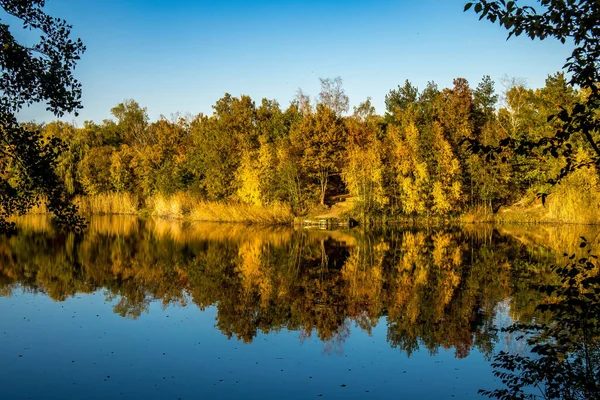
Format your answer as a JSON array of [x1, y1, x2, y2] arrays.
[[0, 216, 595, 363]]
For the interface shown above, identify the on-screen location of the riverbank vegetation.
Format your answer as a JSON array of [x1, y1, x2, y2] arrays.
[[24, 73, 600, 224]]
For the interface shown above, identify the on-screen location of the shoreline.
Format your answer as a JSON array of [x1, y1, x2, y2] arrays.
[[19, 192, 600, 228]]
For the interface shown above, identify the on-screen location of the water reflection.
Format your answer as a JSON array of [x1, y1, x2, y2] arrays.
[[1, 217, 595, 359]]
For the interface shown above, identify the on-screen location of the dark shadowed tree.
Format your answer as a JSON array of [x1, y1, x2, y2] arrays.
[[0, 0, 86, 232]]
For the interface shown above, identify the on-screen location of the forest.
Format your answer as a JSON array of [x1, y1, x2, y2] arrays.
[[21, 73, 600, 224]]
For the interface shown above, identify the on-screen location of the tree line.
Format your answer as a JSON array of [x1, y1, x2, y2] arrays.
[[28, 73, 596, 221]]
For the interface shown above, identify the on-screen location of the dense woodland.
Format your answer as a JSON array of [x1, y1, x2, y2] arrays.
[[26, 73, 600, 222]]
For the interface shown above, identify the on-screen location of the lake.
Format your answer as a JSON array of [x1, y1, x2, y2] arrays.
[[1, 216, 596, 399]]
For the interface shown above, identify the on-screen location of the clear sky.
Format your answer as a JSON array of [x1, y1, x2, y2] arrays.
[[9, 0, 573, 124]]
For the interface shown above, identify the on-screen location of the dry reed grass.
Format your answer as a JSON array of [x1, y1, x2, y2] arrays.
[[147, 192, 293, 225], [18, 192, 293, 225], [75, 192, 139, 215], [463, 167, 600, 225], [188, 200, 293, 224], [545, 185, 600, 224], [463, 188, 600, 225]]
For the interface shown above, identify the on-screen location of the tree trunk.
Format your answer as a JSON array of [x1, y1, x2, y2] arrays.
[[319, 169, 328, 206]]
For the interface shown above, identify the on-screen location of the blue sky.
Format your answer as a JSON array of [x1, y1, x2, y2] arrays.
[[9, 0, 573, 124]]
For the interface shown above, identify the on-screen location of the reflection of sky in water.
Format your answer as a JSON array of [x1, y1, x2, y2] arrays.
[[492, 299, 531, 358], [1, 289, 498, 399]]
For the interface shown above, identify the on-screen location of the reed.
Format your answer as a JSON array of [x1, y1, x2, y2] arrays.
[[147, 192, 294, 225], [74, 192, 140, 215], [146, 192, 193, 218], [460, 205, 496, 224], [19, 192, 293, 225], [545, 184, 600, 224], [188, 200, 293, 224]]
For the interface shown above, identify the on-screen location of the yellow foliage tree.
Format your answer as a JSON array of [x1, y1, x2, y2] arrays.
[[431, 122, 463, 214], [389, 119, 430, 215], [342, 113, 388, 220], [236, 136, 279, 205]]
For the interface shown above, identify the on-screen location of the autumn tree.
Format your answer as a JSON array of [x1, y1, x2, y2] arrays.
[[270, 103, 306, 211], [431, 122, 463, 214], [342, 99, 388, 221], [236, 99, 291, 205], [294, 104, 347, 206], [79, 146, 114, 195], [109, 145, 136, 193], [144, 119, 189, 195], [388, 109, 430, 215]]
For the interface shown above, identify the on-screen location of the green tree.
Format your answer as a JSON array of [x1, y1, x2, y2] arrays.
[[186, 94, 258, 200], [473, 75, 498, 132], [385, 79, 419, 121], [42, 122, 85, 195]]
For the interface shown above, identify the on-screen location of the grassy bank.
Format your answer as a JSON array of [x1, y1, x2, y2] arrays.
[[461, 188, 600, 225], [22, 184, 600, 227], [25, 192, 294, 225], [146, 193, 294, 224], [70, 192, 294, 225]]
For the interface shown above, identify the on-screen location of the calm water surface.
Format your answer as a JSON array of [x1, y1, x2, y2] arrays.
[[1, 216, 596, 399]]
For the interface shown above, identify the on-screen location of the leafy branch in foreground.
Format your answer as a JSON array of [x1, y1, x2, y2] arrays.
[[464, 0, 600, 204], [480, 239, 600, 399], [0, 0, 86, 232]]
